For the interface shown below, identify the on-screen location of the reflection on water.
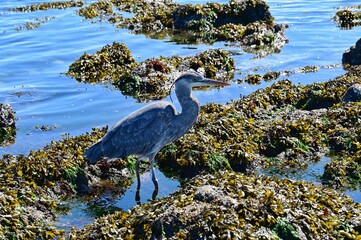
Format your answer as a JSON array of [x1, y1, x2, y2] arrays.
[[259, 156, 361, 203], [258, 156, 329, 185], [56, 168, 180, 231]]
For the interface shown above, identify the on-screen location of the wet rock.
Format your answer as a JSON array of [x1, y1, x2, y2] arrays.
[[343, 38, 361, 68], [342, 83, 361, 102], [0, 103, 16, 146]]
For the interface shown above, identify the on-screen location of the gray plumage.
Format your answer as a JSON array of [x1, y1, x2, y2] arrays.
[[84, 72, 230, 199]]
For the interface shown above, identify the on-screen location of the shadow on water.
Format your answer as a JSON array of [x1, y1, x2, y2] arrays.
[[55, 168, 180, 231]]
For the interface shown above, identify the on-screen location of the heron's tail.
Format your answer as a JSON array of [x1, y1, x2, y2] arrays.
[[84, 141, 103, 164]]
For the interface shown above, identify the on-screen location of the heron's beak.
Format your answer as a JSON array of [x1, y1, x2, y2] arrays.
[[197, 78, 230, 87]]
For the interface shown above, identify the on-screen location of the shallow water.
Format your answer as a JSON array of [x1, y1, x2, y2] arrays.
[[1, 0, 360, 230], [56, 169, 180, 231]]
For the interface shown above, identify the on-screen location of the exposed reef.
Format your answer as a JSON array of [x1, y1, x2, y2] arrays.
[[76, 0, 288, 54], [66, 171, 360, 239], [0, 103, 16, 147], [66, 42, 234, 102]]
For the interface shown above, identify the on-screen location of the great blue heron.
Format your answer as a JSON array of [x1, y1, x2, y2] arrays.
[[84, 72, 230, 202]]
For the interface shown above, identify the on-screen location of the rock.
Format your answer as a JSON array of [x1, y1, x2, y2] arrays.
[[193, 185, 237, 207], [342, 38, 361, 68], [0, 103, 16, 129], [0, 103, 16, 146], [342, 83, 361, 102]]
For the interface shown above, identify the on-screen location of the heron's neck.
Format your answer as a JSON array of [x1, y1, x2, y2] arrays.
[[176, 85, 200, 120]]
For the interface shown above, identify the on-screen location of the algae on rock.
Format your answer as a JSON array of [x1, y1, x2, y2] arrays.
[[76, 0, 288, 54], [66, 171, 361, 239], [11, 0, 85, 12], [66, 42, 234, 102]]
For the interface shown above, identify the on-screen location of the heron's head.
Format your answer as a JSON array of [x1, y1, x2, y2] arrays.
[[174, 72, 230, 88]]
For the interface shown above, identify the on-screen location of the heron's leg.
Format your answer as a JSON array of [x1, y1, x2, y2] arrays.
[[149, 155, 159, 201], [136, 159, 141, 189], [135, 159, 141, 204], [149, 155, 158, 190]]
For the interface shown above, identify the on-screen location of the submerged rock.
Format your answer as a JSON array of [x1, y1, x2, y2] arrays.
[[0, 103, 16, 147], [66, 171, 361, 239]]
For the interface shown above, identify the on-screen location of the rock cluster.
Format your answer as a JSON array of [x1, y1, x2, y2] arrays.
[[67, 44, 234, 102], [77, 0, 288, 54]]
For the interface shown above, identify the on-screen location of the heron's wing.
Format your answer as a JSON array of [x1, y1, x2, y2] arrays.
[[100, 103, 176, 158]]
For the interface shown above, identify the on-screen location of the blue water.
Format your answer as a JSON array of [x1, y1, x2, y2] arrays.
[[1, 0, 361, 229]]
